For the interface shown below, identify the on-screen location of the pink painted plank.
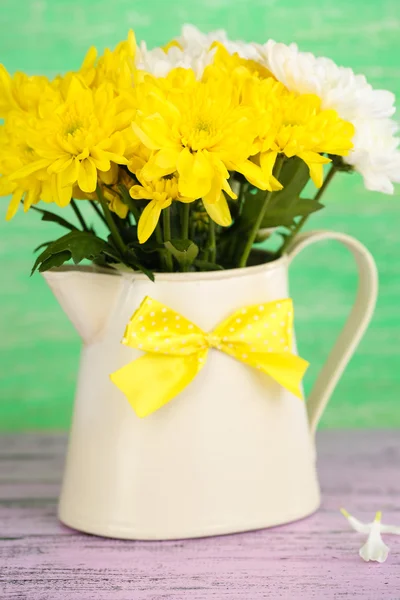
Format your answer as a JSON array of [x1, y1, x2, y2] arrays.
[[0, 431, 400, 599]]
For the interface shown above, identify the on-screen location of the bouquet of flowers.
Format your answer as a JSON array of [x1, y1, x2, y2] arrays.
[[1, 25, 398, 278]]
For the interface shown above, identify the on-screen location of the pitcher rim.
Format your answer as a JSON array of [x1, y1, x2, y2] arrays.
[[46, 254, 288, 282]]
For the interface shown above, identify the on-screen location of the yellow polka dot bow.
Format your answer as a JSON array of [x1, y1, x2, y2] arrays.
[[110, 296, 309, 418]]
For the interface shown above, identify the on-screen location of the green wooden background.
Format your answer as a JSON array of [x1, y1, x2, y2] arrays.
[[1, 0, 399, 430]]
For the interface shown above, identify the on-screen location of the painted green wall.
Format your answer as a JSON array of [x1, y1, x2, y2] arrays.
[[1, 0, 400, 430]]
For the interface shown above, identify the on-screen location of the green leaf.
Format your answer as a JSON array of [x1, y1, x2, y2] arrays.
[[38, 251, 72, 273], [31, 206, 78, 231], [165, 239, 199, 269], [31, 231, 112, 274], [260, 197, 324, 229], [194, 259, 224, 271], [33, 241, 52, 253], [268, 157, 310, 205]]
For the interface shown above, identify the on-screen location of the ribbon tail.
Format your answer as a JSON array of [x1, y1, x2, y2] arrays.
[[249, 352, 309, 399], [110, 351, 207, 418]]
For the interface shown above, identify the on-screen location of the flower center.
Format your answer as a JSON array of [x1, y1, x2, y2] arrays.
[[64, 120, 83, 137]]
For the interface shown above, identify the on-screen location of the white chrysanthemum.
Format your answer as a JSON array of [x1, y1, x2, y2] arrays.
[[136, 25, 263, 81], [346, 118, 400, 194], [263, 41, 395, 120], [136, 41, 214, 79], [261, 40, 400, 194], [178, 24, 263, 63]]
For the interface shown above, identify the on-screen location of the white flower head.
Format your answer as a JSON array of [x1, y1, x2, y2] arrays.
[[341, 508, 400, 563], [135, 40, 215, 79], [135, 25, 263, 81], [178, 24, 263, 62], [260, 41, 400, 194], [359, 511, 390, 563]]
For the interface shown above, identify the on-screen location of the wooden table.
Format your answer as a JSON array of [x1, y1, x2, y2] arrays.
[[0, 431, 399, 599]]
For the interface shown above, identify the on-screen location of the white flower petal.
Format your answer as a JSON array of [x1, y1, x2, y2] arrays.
[[259, 40, 399, 195], [359, 513, 390, 563], [341, 508, 371, 534]]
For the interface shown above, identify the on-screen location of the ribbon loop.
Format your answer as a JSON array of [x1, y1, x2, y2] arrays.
[[111, 296, 309, 418]]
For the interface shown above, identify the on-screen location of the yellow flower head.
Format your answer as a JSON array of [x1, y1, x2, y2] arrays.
[[131, 67, 270, 227], [130, 172, 194, 243], [207, 44, 274, 81], [80, 30, 137, 91], [0, 66, 58, 119], [241, 76, 355, 187], [7, 76, 133, 211], [0, 115, 55, 220]]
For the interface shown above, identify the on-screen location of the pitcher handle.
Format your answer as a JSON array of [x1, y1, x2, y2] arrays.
[[286, 230, 378, 434]]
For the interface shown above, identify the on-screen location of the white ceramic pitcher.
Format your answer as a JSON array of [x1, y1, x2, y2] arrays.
[[43, 230, 378, 540]]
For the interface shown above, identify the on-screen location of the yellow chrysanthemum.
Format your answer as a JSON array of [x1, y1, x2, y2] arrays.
[[7, 77, 133, 210], [0, 66, 58, 119], [80, 30, 137, 91], [207, 44, 274, 81], [131, 68, 270, 225], [72, 164, 130, 218], [241, 76, 355, 187], [130, 172, 193, 243], [0, 117, 55, 220]]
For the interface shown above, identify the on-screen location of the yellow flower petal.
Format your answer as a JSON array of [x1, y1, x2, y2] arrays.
[[59, 158, 79, 187], [90, 148, 111, 172], [130, 184, 152, 200], [9, 159, 50, 181], [132, 122, 160, 151], [140, 148, 179, 181], [236, 159, 281, 192], [77, 158, 98, 193], [203, 191, 232, 227], [6, 188, 24, 221], [298, 152, 331, 188], [138, 199, 166, 244], [177, 149, 213, 199], [52, 174, 72, 207]]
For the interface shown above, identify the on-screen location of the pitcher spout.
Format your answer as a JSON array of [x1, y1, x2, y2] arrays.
[[42, 266, 123, 344]]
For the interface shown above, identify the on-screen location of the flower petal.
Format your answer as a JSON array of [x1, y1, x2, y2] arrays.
[[203, 191, 232, 227], [359, 512, 390, 563], [177, 148, 213, 199], [137, 200, 166, 243], [6, 188, 24, 221], [77, 158, 98, 193]]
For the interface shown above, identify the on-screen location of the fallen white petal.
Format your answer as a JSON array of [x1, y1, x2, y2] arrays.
[[340, 508, 371, 534], [359, 512, 390, 563], [341, 508, 400, 536]]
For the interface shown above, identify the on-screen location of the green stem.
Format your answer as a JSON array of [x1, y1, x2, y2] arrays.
[[238, 181, 247, 215], [279, 163, 337, 256], [162, 207, 174, 272], [155, 223, 167, 271], [208, 219, 216, 263], [70, 199, 89, 232], [118, 184, 141, 224], [238, 155, 285, 268], [90, 201, 108, 226], [96, 185, 126, 256], [180, 203, 190, 239]]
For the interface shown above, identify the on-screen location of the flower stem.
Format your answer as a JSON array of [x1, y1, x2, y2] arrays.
[[238, 155, 284, 268], [162, 207, 174, 272], [96, 185, 126, 257], [180, 203, 190, 239], [70, 199, 89, 232], [279, 163, 338, 256], [118, 184, 141, 224], [208, 219, 216, 263], [90, 201, 108, 226]]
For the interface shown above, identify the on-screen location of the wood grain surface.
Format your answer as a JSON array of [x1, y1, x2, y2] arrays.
[[0, 431, 399, 599]]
